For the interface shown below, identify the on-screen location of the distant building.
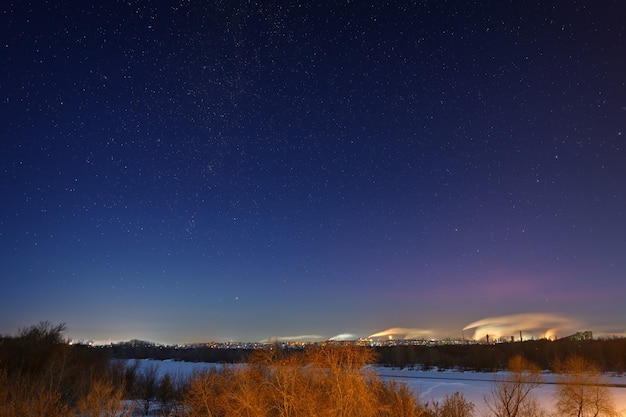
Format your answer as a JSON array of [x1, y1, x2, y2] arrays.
[[565, 331, 593, 341]]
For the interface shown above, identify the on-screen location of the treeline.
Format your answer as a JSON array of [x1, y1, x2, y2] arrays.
[[375, 338, 626, 372], [105, 337, 626, 373], [107, 340, 249, 363]]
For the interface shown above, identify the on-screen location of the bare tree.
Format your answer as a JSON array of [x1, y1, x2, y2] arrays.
[[219, 364, 271, 417], [157, 371, 182, 415], [0, 370, 69, 417], [372, 378, 427, 417], [485, 355, 545, 417], [138, 362, 159, 415], [304, 343, 381, 417], [74, 378, 136, 417], [427, 391, 475, 417], [182, 368, 223, 417], [554, 355, 619, 417]]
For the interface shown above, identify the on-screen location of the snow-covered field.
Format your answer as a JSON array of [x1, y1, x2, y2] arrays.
[[132, 359, 626, 416]]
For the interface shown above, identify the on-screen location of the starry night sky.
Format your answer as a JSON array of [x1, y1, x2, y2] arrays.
[[1, 1, 625, 344]]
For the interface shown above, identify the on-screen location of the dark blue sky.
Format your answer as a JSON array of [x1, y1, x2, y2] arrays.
[[1, 1, 625, 344]]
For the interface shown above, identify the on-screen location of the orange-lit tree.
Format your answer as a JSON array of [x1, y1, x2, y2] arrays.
[[182, 343, 426, 417], [553, 355, 619, 417]]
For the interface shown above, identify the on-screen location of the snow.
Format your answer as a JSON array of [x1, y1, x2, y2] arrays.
[[376, 367, 626, 415], [127, 358, 221, 379], [131, 359, 626, 415]]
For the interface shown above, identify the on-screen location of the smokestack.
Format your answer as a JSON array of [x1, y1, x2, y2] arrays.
[[520, 330, 522, 342]]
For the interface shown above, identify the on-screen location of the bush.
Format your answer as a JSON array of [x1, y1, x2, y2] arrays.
[[182, 343, 426, 417], [425, 391, 475, 417]]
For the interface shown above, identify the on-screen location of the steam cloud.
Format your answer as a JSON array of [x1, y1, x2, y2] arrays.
[[368, 327, 435, 340], [463, 313, 582, 341], [329, 333, 358, 341], [261, 335, 325, 343]]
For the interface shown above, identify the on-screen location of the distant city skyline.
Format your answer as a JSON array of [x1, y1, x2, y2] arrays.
[[36, 312, 614, 346], [2, 2, 625, 345]]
